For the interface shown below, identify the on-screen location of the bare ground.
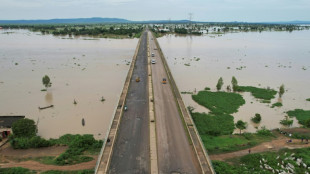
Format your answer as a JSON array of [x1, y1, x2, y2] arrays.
[[210, 134, 310, 161], [0, 143, 97, 172]]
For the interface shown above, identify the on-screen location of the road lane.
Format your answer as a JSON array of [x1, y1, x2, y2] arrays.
[[148, 32, 201, 174], [108, 31, 150, 174]]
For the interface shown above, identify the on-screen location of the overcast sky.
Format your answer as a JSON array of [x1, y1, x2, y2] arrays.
[[0, 0, 309, 22]]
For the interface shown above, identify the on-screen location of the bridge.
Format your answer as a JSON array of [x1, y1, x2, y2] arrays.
[[95, 30, 215, 174]]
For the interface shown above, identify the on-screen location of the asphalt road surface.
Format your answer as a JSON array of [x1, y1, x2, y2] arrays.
[[108, 31, 150, 174], [148, 32, 202, 174]]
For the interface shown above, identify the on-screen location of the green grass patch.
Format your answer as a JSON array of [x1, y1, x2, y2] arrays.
[[306, 98, 310, 102], [41, 169, 94, 174], [203, 132, 274, 154], [213, 147, 310, 174], [192, 91, 245, 114], [192, 112, 235, 136], [271, 102, 283, 108], [0, 167, 35, 174], [237, 86, 277, 101], [287, 109, 310, 125]]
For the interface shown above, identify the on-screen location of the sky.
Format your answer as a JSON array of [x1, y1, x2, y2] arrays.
[[0, 0, 310, 22]]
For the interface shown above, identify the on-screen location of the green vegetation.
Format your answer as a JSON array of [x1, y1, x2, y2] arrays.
[[271, 102, 283, 108], [237, 86, 277, 101], [12, 118, 37, 137], [42, 75, 52, 89], [231, 76, 238, 92], [192, 112, 235, 136], [192, 91, 245, 115], [306, 98, 310, 102], [10, 118, 102, 165], [41, 169, 94, 174], [279, 84, 285, 98], [280, 116, 293, 126], [181, 91, 193, 94], [202, 132, 274, 154], [216, 77, 224, 91], [251, 113, 261, 123], [235, 120, 247, 134], [287, 109, 310, 126], [0, 167, 35, 174], [204, 87, 211, 91], [213, 147, 310, 174]]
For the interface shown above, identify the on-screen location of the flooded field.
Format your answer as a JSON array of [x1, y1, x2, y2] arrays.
[[0, 29, 138, 139], [158, 30, 310, 132]]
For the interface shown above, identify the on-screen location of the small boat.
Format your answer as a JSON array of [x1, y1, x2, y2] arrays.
[[38, 105, 54, 110], [82, 118, 85, 126]]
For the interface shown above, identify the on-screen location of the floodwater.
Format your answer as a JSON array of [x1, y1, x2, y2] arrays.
[[0, 29, 138, 139], [158, 30, 310, 133]]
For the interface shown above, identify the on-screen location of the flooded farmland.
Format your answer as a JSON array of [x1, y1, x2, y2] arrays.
[[158, 30, 310, 132], [0, 29, 138, 139]]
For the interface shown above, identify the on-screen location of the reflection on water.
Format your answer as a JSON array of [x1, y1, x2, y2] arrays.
[[0, 29, 138, 139], [158, 31, 310, 133]]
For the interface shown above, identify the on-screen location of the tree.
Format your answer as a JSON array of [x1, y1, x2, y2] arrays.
[[216, 77, 224, 91], [42, 75, 52, 89], [251, 113, 261, 123], [12, 118, 37, 137], [231, 76, 238, 92], [279, 84, 285, 98], [305, 118, 310, 128], [235, 120, 247, 134]]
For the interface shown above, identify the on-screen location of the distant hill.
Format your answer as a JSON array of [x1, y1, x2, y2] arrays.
[[0, 17, 309, 25], [0, 17, 130, 24]]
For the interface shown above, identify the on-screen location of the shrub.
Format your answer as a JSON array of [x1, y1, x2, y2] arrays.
[[271, 102, 283, 108], [10, 136, 50, 149], [251, 113, 261, 123], [12, 118, 37, 138], [256, 126, 273, 136]]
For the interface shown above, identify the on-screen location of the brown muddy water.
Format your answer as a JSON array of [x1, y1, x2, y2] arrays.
[[0, 29, 138, 139], [158, 31, 310, 133]]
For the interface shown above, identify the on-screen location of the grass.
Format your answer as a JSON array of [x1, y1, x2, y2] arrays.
[[0, 167, 35, 174], [191, 112, 235, 136], [192, 91, 245, 115], [271, 102, 283, 108], [41, 169, 94, 174], [213, 147, 310, 174], [237, 86, 277, 101], [181, 91, 193, 94], [287, 109, 310, 125]]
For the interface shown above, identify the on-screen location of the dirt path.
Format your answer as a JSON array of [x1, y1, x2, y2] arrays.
[[210, 135, 310, 161], [0, 159, 96, 172]]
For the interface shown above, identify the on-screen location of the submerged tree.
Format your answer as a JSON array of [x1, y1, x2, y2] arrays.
[[279, 84, 285, 98], [235, 120, 247, 134], [231, 76, 238, 92], [42, 75, 52, 89], [216, 77, 224, 91]]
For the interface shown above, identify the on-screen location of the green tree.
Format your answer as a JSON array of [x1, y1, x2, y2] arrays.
[[235, 120, 247, 134], [231, 76, 238, 92], [279, 84, 285, 98], [216, 77, 224, 91], [251, 113, 262, 123], [305, 118, 310, 128], [42, 75, 52, 89], [12, 118, 37, 137]]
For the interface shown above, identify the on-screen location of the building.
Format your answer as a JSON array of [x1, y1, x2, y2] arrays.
[[0, 116, 25, 139]]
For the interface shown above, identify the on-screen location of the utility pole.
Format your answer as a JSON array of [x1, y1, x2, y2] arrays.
[[188, 13, 193, 34]]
